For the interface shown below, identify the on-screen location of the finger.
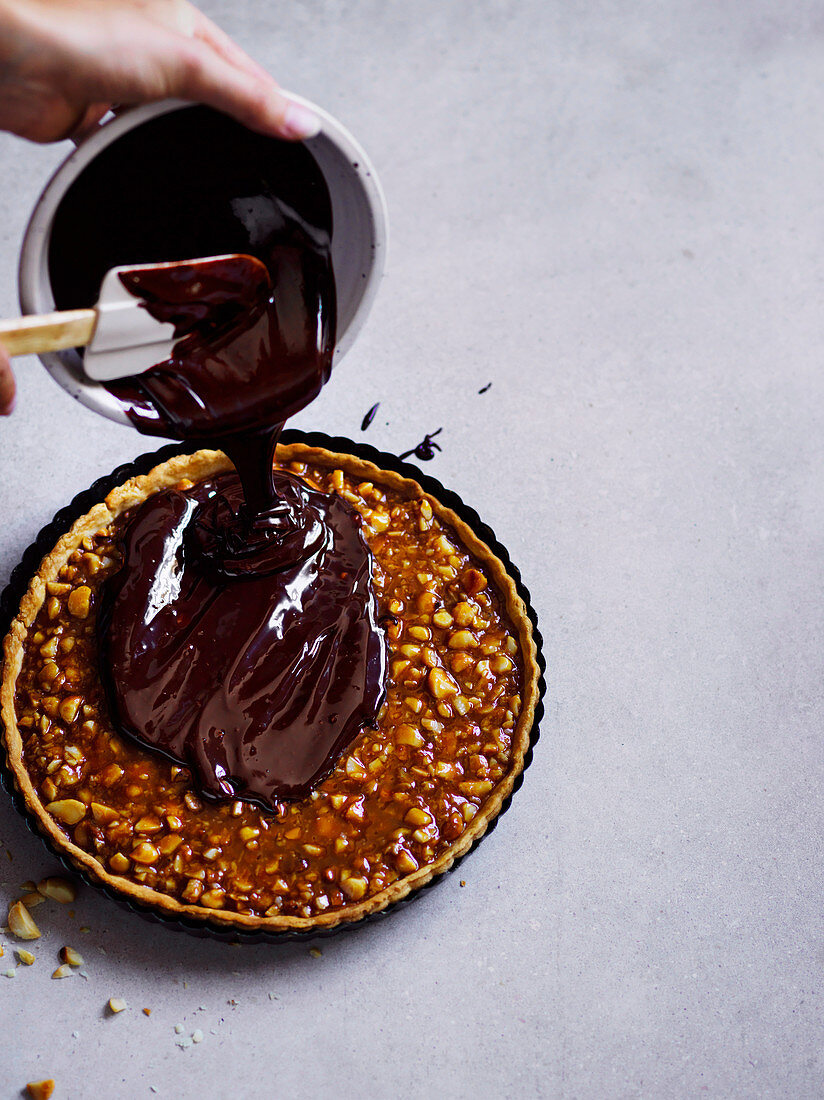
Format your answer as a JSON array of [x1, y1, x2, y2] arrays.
[[142, 1, 277, 90], [0, 345, 16, 416], [70, 102, 113, 143], [167, 37, 320, 140]]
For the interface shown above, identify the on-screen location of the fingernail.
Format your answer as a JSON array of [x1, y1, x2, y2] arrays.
[[282, 101, 322, 140]]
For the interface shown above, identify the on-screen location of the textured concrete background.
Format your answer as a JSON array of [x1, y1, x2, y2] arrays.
[[1, 2, 823, 1096]]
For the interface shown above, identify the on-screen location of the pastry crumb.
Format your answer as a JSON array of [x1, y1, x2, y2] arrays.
[[25, 1080, 55, 1100]]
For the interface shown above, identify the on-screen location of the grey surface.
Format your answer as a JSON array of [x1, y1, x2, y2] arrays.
[[1, 2, 823, 1097]]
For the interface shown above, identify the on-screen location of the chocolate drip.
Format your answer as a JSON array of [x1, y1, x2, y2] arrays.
[[48, 106, 387, 808], [99, 472, 387, 806]]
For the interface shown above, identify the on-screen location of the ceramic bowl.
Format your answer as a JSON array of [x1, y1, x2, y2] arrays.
[[18, 94, 388, 427]]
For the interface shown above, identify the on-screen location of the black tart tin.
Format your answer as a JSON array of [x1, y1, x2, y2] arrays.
[[0, 431, 546, 942]]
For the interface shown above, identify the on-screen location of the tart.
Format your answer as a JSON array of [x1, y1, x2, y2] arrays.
[[1, 442, 542, 936]]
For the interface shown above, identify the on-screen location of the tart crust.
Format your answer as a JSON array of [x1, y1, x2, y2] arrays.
[[1, 444, 540, 933]]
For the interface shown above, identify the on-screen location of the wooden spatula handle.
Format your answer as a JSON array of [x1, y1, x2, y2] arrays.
[[0, 309, 97, 356]]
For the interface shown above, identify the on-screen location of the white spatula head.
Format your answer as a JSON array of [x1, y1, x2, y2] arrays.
[[83, 254, 265, 383]]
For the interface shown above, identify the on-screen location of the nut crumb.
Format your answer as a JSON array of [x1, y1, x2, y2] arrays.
[[4, 968, 16, 978], [16, 949, 35, 966], [174, 1023, 184, 1034], [108, 997, 127, 1013], [192, 1029, 204, 1043], [143, 1008, 152, 1017], [26, 1081, 55, 1100], [309, 947, 322, 958], [8, 901, 40, 940], [52, 963, 74, 979], [60, 946, 84, 967]]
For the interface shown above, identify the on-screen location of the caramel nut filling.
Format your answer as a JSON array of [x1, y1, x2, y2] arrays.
[[10, 457, 526, 921]]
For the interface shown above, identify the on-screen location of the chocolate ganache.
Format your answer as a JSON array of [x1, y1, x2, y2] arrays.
[[47, 106, 387, 809]]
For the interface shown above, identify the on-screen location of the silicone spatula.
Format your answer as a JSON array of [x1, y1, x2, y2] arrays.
[[0, 254, 266, 383]]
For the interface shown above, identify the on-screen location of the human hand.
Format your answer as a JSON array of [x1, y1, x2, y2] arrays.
[[0, 0, 320, 415], [0, 0, 320, 142]]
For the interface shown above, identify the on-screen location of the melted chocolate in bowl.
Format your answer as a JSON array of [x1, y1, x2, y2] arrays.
[[47, 107, 387, 810]]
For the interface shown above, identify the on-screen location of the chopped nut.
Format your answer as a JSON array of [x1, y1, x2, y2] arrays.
[[181, 879, 203, 903], [404, 807, 433, 827], [98, 763, 124, 787], [90, 802, 118, 825], [58, 697, 83, 724], [395, 849, 419, 874], [200, 889, 226, 909], [109, 852, 130, 873], [60, 946, 84, 967], [21, 891, 45, 908], [428, 667, 459, 698], [157, 834, 183, 856], [396, 724, 425, 748], [26, 1081, 55, 1100], [16, 949, 35, 966], [108, 997, 127, 1013], [67, 585, 91, 619], [45, 799, 86, 826], [462, 568, 487, 595], [340, 876, 368, 901], [448, 630, 478, 649], [52, 963, 74, 979], [8, 901, 41, 940], [130, 841, 160, 865]]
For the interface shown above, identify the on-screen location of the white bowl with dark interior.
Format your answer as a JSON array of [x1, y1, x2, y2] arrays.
[[18, 94, 388, 426]]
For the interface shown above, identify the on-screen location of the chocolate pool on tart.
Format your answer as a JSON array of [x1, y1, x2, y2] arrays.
[[1, 444, 540, 934]]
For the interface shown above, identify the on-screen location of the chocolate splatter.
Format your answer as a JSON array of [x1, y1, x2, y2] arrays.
[[361, 402, 380, 431], [400, 428, 443, 461]]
